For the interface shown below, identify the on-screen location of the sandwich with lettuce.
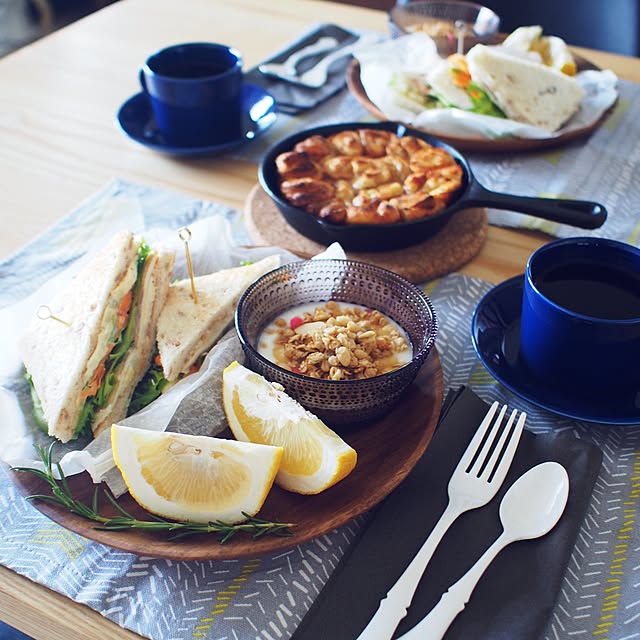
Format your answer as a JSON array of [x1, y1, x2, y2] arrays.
[[129, 254, 281, 412], [19, 230, 175, 442], [391, 52, 506, 118], [390, 26, 584, 132]]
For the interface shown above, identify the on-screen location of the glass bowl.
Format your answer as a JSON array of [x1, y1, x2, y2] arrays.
[[235, 259, 438, 430], [388, 1, 500, 55]]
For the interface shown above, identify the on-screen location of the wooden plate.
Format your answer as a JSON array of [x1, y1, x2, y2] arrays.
[[10, 350, 444, 560], [346, 53, 614, 153]]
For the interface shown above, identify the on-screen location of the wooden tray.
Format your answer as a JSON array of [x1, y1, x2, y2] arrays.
[[10, 350, 444, 560], [346, 52, 614, 154]]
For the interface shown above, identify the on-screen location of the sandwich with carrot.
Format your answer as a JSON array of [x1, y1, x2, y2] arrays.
[[18, 230, 175, 442], [390, 26, 585, 132], [129, 254, 281, 412]]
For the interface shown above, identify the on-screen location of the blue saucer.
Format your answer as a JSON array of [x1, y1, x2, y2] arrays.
[[116, 83, 277, 156], [471, 275, 640, 425]]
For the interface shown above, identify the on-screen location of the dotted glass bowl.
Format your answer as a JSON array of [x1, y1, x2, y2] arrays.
[[235, 259, 438, 430], [388, 1, 500, 55]]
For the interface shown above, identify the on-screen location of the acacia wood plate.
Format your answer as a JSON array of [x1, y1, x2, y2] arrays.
[[10, 350, 444, 560], [346, 51, 614, 153]]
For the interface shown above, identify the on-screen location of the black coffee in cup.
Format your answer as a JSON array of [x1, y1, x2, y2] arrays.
[[535, 261, 640, 321]]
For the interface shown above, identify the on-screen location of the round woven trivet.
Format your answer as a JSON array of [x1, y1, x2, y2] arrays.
[[244, 185, 488, 283]]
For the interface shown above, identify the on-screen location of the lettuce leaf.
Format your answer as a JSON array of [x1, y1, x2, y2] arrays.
[[73, 241, 151, 436], [25, 373, 48, 433], [464, 82, 506, 118], [128, 357, 170, 415]]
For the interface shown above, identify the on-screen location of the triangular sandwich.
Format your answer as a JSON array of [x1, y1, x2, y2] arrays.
[[18, 230, 175, 442], [466, 44, 585, 132], [156, 254, 281, 382]]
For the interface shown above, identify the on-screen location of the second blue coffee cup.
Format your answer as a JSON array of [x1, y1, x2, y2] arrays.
[[519, 237, 640, 401], [140, 42, 243, 146]]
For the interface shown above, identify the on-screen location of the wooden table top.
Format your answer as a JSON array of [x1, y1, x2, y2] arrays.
[[0, 0, 638, 637]]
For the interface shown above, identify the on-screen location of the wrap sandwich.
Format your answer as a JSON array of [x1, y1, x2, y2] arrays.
[[390, 27, 585, 132]]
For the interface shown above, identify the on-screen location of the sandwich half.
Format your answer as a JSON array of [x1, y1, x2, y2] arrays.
[[465, 44, 585, 132], [18, 230, 175, 442], [130, 254, 280, 411]]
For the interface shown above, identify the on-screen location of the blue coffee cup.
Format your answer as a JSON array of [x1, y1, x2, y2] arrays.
[[519, 237, 640, 401], [140, 42, 243, 146]]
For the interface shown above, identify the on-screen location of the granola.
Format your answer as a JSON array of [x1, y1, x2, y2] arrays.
[[258, 301, 412, 381]]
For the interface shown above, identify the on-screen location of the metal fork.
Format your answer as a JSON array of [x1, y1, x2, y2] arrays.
[[355, 401, 527, 640]]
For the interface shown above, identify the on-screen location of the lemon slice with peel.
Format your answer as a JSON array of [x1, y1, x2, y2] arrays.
[[222, 362, 357, 495], [111, 424, 283, 524]]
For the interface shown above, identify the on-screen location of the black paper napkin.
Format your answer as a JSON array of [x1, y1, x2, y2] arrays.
[[244, 24, 359, 114], [291, 386, 603, 640]]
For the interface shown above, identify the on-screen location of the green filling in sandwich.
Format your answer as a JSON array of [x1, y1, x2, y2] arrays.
[[71, 242, 151, 437], [26, 242, 151, 439], [128, 356, 170, 415]]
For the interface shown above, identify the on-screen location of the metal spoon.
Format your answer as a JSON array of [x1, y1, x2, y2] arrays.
[[258, 36, 340, 79], [397, 461, 570, 640]]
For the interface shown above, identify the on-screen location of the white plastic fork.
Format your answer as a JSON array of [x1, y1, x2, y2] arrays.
[[285, 33, 379, 89], [258, 36, 340, 79], [355, 401, 527, 640]]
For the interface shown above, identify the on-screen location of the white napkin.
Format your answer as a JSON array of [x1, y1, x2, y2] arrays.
[[355, 32, 619, 141]]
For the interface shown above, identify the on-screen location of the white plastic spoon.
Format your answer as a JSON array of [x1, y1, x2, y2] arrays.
[[397, 461, 570, 640]]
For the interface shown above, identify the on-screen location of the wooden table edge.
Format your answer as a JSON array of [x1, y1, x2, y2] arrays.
[[0, 564, 143, 640]]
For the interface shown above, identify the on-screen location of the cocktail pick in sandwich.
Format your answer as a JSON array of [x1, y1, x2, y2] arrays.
[[154, 254, 282, 383], [37, 304, 71, 327], [178, 226, 198, 304]]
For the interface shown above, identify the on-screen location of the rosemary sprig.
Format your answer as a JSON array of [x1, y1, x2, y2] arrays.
[[12, 443, 294, 543]]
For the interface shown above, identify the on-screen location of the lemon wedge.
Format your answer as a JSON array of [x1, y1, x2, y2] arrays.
[[111, 424, 282, 524], [222, 362, 357, 495]]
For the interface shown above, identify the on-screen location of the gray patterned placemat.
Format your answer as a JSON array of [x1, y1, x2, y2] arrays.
[[0, 179, 638, 639]]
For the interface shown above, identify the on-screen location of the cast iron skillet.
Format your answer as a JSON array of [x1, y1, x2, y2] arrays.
[[258, 121, 607, 252]]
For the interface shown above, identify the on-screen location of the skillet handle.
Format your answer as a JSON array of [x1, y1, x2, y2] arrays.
[[465, 182, 607, 229]]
